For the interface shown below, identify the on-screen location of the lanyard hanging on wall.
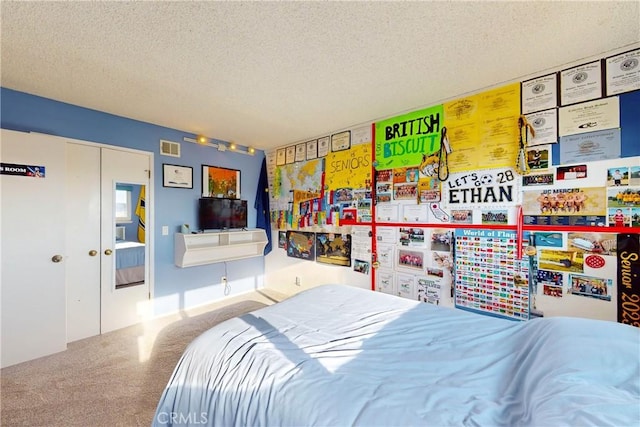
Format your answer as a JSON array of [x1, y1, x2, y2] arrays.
[[438, 127, 452, 182], [516, 116, 535, 175]]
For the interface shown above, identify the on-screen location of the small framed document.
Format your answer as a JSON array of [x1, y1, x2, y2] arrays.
[[306, 139, 318, 160], [560, 60, 603, 106], [331, 131, 351, 152], [276, 148, 286, 166], [605, 48, 640, 96], [521, 73, 558, 114], [295, 143, 306, 162], [317, 136, 330, 157], [285, 146, 296, 164]]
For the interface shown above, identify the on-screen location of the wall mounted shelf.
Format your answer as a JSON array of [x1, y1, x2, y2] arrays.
[[174, 229, 268, 267]]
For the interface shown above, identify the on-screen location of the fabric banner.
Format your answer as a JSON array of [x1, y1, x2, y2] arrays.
[[135, 185, 146, 243], [617, 233, 640, 327]]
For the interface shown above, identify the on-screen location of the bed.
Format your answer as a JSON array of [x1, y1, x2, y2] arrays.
[[153, 284, 640, 426], [115, 240, 145, 288]]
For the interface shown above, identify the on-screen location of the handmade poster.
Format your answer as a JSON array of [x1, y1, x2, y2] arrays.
[[376, 269, 395, 295], [374, 104, 443, 170], [522, 73, 558, 114], [417, 277, 441, 305], [559, 129, 621, 163], [605, 48, 640, 96], [396, 273, 416, 299], [558, 97, 620, 137], [454, 228, 530, 321], [317, 136, 330, 157], [444, 83, 520, 173], [443, 168, 520, 209], [560, 60, 603, 106], [324, 143, 371, 190], [523, 187, 607, 226], [525, 109, 558, 146], [315, 233, 351, 267], [286, 231, 315, 261], [617, 233, 640, 327]]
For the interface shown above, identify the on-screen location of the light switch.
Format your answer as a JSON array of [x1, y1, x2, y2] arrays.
[[162, 226, 169, 236]]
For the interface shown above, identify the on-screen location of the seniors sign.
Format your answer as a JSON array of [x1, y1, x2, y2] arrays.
[[374, 105, 443, 170]]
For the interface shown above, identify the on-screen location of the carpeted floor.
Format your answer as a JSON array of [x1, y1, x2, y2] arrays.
[[0, 289, 287, 426]]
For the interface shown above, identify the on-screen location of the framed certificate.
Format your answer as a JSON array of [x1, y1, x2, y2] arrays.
[[317, 136, 330, 157], [560, 60, 603, 106], [295, 143, 306, 162], [306, 139, 318, 160], [275, 148, 286, 166], [558, 97, 620, 137], [285, 146, 296, 164], [331, 130, 351, 152], [521, 73, 558, 114], [605, 48, 640, 96]]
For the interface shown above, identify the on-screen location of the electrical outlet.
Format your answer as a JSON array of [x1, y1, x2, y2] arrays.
[[295, 276, 301, 286]]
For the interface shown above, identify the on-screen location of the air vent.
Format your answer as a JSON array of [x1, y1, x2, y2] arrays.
[[160, 140, 180, 157]]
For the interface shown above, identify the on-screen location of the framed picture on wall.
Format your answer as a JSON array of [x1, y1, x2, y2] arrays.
[[201, 165, 240, 199], [163, 164, 193, 188]]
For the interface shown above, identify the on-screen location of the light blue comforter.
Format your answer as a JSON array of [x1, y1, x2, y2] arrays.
[[153, 285, 640, 426]]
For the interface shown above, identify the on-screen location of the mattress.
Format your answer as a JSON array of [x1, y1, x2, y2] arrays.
[[153, 284, 640, 426]]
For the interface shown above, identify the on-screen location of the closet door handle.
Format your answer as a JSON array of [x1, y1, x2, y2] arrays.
[[89, 250, 98, 256], [104, 249, 113, 255]]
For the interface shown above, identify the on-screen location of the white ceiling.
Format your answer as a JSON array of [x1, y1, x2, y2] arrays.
[[2, 1, 639, 151]]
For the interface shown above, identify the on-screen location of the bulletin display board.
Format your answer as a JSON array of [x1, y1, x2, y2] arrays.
[[267, 46, 640, 325]]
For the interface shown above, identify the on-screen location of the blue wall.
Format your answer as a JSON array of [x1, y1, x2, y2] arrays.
[[1, 87, 266, 315]]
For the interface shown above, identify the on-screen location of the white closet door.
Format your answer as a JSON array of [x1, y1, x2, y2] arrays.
[[65, 142, 101, 342], [0, 130, 67, 367], [100, 147, 151, 333]]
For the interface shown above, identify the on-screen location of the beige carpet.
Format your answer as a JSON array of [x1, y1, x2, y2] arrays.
[[1, 289, 287, 426]]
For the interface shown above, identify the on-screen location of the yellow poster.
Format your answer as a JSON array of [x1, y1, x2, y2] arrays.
[[444, 83, 521, 173], [324, 143, 372, 190]]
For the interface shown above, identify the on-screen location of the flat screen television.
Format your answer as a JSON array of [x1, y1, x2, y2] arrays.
[[198, 198, 248, 231]]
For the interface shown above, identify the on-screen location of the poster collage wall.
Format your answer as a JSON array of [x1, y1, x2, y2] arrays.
[[267, 47, 640, 323]]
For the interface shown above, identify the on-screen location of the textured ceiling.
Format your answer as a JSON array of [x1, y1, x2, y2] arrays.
[[2, 1, 639, 151]]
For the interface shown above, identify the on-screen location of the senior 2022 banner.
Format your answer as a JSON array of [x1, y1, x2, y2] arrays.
[[617, 233, 640, 327]]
